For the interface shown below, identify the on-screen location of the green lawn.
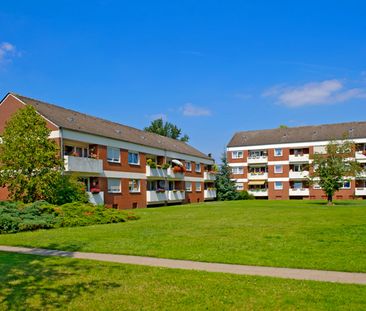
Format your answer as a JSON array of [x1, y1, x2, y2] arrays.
[[0, 200, 366, 272], [1, 251, 366, 310]]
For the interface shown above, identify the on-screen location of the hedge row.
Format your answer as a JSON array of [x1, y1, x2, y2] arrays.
[[0, 201, 138, 234]]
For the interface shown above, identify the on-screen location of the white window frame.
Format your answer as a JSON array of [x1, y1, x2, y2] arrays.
[[129, 179, 140, 193], [236, 183, 244, 191], [195, 182, 201, 192], [185, 181, 192, 192], [342, 181, 351, 189], [107, 147, 120, 163], [195, 163, 201, 173], [107, 178, 121, 193], [232, 167, 244, 175], [186, 161, 192, 171], [274, 165, 283, 174], [128, 151, 140, 165], [313, 183, 321, 190], [274, 181, 283, 190], [274, 148, 283, 157], [232, 151, 243, 159]]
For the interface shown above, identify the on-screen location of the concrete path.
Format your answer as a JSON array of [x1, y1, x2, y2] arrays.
[[1, 245, 366, 285]]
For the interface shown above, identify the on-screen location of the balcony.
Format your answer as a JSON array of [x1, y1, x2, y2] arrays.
[[146, 166, 168, 178], [289, 188, 310, 196], [64, 155, 103, 174], [289, 154, 310, 163], [147, 190, 168, 203], [87, 191, 104, 205], [167, 167, 184, 179], [355, 151, 366, 162], [247, 156, 268, 164], [168, 190, 185, 201], [204, 189, 216, 200], [248, 172, 268, 180], [204, 171, 216, 181], [248, 189, 268, 197], [289, 170, 309, 179], [355, 187, 366, 196]]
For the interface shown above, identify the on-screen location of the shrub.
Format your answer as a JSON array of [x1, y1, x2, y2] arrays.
[[0, 201, 139, 234], [236, 190, 255, 200], [48, 175, 89, 205]]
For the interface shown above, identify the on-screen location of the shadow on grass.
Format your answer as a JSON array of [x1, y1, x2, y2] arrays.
[[0, 244, 119, 310]]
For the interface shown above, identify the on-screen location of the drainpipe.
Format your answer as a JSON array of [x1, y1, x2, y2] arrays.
[[60, 127, 64, 176]]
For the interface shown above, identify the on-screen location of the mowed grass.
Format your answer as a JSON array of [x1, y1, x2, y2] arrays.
[[1, 252, 366, 310], [0, 200, 366, 272]]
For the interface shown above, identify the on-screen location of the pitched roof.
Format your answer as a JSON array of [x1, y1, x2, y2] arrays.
[[228, 122, 366, 147], [9, 93, 212, 160]]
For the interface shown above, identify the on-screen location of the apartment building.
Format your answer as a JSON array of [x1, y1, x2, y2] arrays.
[[0, 93, 216, 208], [227, 122, 366, 200]]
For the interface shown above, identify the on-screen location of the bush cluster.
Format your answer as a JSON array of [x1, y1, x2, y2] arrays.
[[0, 201, 138, 234]]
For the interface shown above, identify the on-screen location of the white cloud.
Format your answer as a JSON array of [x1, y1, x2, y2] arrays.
[[0, 42, 19, 65], [263, 79, 366, 107], [181, 103, 212, 117]]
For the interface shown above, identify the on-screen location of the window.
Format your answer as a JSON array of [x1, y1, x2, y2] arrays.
[[232, 151, 243, 159], [186, 161, 192, 171], [129, 179, 140, 192], [293, 182, 303, 189], [195, 163, 201, 172], [236, 183, 244, 191], [274, 148, 282, 157], [232, 167, 244, 175], [195, 182, 202, 192], [342, 181, 351, 189], [107, 147, 120, 163], [128, 152, 139, 165], [185, 181, 192, 192], [274, 165, 283, 174], [108, 178, 121, 193], [292, 164, 301, 172], [313, 183, 321, 190], [274, 181, 283, 190]]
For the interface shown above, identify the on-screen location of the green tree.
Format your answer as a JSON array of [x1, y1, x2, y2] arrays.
[[144, 118, 189, 142], [309, 139, 362, 205], [0, 105, 64, 202], [215, 152, 239, 201]]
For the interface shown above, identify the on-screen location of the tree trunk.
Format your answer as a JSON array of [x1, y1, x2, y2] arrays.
[[327, 193, 333, 205]]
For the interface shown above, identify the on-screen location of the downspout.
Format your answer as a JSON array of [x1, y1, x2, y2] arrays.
[[60, 127, 64, 176]]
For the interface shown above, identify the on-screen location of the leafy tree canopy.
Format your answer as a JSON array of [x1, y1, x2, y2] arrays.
[[309, 139, 362, 205], [144, 118, 189, 142], [0, 105, 64, 202]]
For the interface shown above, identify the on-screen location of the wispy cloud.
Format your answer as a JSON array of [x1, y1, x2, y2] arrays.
[[180, 103, 212, 117], [0, 42, 18, 63], [263, 79, 366, 107]]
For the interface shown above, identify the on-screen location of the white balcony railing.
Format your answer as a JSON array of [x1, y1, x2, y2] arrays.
[[248, 189, 268, 197], [204, 189, 216, 200], [146, 166, 168, 178], [247, 156, 268, 164], [87, 191, 104, 205], [289, 188, 310, 196], [204, 171, 216, 181], [167, 168, 184, 179], [147, 190, 168, 203], [64, 156, 103, 174], [355, 151, 366, 162], [289, 170, 309, 179], [289, 154, 310, 163], [248, 172, 268, 180], [355, 188, 366, 196], [168, 190, 185, 201]]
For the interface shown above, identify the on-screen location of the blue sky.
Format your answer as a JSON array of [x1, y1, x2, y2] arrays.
[[1, 1, 366, 161]]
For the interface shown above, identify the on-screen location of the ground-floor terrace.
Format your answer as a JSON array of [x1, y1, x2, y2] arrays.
[[238, 179, 366, 200]]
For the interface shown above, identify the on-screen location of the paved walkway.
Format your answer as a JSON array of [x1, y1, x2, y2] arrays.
[[1, 245, 366, 285]]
